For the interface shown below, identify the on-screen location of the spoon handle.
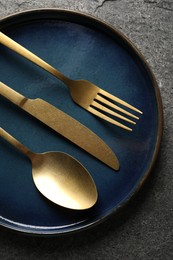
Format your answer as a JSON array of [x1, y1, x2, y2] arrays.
[[0, 127, 33, 159], [0, 32, 70, 85]]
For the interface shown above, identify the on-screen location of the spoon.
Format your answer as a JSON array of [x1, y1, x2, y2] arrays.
[[0, 128, 98, 210]]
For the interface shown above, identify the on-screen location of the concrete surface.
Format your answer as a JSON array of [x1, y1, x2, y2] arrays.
[[0, 0, 173, 259]]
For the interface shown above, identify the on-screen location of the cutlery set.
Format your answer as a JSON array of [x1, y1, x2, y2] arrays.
[[0, 32, 142, 210]]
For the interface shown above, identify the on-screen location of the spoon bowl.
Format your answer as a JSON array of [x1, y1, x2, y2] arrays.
[[31, 151, 98, 210], [0, 128, 98, 210]]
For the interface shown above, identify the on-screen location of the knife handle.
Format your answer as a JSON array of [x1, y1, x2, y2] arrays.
[[0, 82, 26, 107]]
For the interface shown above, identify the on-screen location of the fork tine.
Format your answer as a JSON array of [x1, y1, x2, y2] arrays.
[[88, 106, 133, 131], [91, 100, 136, 124], [99, 89, 143, 115], [96, 94, 139, 119]]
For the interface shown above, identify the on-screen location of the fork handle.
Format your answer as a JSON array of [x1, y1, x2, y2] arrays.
[[0, 32, 71, 85]]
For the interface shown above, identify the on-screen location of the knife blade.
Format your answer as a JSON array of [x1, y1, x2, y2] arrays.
[[0, 82, 119, 170]]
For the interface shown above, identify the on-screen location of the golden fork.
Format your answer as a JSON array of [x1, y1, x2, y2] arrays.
[[0, 32, 142, 131]]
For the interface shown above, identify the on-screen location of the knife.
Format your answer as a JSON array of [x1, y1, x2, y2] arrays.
[[0, 82, 119, 170]]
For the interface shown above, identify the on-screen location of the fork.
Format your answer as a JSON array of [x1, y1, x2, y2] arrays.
[[0, 32, 142, 131]]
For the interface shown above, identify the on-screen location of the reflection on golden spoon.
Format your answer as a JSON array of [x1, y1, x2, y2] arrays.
[[0, 128, 98, 210]]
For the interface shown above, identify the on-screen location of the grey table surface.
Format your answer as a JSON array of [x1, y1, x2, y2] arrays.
[[0, 0, 172, 259]]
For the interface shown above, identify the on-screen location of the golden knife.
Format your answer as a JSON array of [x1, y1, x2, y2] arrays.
[[0, 82, 119, 170]]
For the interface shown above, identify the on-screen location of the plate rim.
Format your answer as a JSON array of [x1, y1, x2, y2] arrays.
[[0, 8, 164, 236]]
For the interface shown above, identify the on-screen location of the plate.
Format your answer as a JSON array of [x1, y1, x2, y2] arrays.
[[0, 9, 163, 235]]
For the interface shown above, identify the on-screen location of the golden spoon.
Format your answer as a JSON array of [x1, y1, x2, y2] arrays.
[[0, 128, 98, 210]]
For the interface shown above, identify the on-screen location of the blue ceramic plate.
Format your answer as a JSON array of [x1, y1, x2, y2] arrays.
[[0, 9, 163, 235]]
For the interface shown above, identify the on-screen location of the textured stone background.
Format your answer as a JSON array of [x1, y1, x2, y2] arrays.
[[0, 0, 173, 259]]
